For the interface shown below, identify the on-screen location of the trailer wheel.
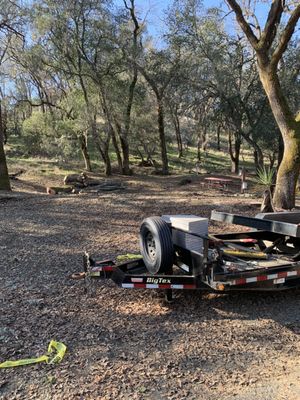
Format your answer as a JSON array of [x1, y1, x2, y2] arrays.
[[140, 216, 174, 274]]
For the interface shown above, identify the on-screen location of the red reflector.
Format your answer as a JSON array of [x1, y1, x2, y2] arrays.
[[257, 275, 268, 281], [278, 271, 287, 279], [134, 283, 146, 288], [159, 284, 171, 289], [241, 238, 257, 243], [102, 266, 115, 271]]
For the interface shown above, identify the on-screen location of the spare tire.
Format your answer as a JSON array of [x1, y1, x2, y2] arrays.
[[139, 216, 174, 274]]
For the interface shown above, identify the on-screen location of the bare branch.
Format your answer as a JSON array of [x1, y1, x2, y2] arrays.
[[220, 9, 234, 21], [0, 38, 10, 65], [0, 21, 24, 41], [249, 12, 261, 37], [271, 4, 300, 68], [225, 0, 259, 49], [13, 97, 61, 110], [123, 0, 130, 10], [260, 0, 283, 50]]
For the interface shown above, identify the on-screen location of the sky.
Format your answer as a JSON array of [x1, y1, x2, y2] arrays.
[[115, 0, 271, 41]]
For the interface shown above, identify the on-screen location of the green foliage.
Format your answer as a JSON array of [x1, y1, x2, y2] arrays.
[[0, 0, 299, 182], [22, 112, 49, 155], [255, 166, 276, 188], [21, 112, 80, 159]]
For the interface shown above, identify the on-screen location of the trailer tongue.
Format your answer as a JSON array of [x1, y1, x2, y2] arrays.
[[81, 211, 300, 301]]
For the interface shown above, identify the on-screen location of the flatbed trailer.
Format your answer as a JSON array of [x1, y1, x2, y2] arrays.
[[81, 211, 300, 301]]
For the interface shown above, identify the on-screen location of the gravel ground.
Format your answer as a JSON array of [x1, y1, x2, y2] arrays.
[[0, 175, 299, 400]]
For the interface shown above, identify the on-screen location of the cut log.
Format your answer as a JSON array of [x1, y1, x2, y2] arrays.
[[72, 182, 85, 189], [47, 186, 73, 195], [83, 177, 103, 186], [64, 173, 87, 185]]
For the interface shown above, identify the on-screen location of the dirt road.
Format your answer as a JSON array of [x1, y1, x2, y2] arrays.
[[1, 176, 299, 399]]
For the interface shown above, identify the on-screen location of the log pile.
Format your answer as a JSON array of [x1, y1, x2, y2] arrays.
[[64, 173, 87, 187], [47, 173, 124, 195]]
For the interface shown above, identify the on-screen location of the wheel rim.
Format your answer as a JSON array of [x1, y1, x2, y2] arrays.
[[145, 231, 156, 260]]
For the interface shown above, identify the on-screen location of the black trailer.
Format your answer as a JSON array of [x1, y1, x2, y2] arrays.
[[81, 211, 300, 300]]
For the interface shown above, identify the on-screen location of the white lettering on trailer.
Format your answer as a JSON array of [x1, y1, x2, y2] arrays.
[[122, 283, 134, 288], [146, 277, 171, 284]]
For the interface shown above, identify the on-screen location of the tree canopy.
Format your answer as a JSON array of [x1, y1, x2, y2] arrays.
[[0, 0, 299, 208]]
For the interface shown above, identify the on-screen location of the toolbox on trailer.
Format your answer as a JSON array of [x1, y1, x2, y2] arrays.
[[81, 211, 300, 300]]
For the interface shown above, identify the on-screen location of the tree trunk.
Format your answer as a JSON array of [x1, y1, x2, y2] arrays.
[[175, 116, 183, 158], [91, 120, 102, 160], [197, 133, 201, 162], [268, 152, 276, 169], [251, 144, 264, 169], [121, 0, 139, 176], [253, 144, 263, 169], [121, 68, 138, 175], [114, 119, 131, 175], [0, 140, 10, 190], [104, 146, 112, 176], [111, 123, 123, 173], [2, 106, 7, 144], [95, 134, 112, 176], [171, 111, 183, 158], [90, 118, 112, 177], [0, 101, 11, 191], [79, 134, 92, 172], [228, 131, 241, 174], [216, 125, 221, 151], [78, 75, 111, 175], [261, 189, 274, 213], [277, 135, 284, 169], [232, 139, 240, 174], [98, 88, 122, 176], [241, 132, 264, 169], [254, 150, 258, 168], [201, 125, 208, 151], [119, 133, 130, 175], [258, 65, 300, 209], [157, 97, 169, 175], [273, 136, 300, 209]]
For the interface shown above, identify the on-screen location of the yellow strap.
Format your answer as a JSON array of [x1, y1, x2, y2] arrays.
[[0, 355, 49, 368], [0, 340, 66, 369], [223, 249, 268, 259], [47, 340, 67, 364]]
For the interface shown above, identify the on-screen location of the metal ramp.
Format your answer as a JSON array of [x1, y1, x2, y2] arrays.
[[211, 210, 300, 238]]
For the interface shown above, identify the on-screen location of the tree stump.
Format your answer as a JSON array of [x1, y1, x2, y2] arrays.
[[261, 189, 274, 213]]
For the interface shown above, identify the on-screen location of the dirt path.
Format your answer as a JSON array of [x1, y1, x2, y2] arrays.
[[0, 176, 299, 399]]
